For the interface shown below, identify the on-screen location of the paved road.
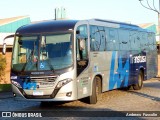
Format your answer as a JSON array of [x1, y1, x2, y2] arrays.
[[0, 78, 160, 120]]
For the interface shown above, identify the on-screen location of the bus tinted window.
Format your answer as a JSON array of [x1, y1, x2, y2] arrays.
[[76, 25, 88, 59], [140, 32, 148, 51], [90, 26, 106, 51], [118, 29, 130, 50], [148, 33, 154, 50], [152, 33, 157, 50], [129, 31, 141, 50], [106, 28, 119, 51]]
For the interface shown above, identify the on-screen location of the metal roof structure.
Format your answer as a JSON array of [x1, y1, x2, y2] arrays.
[[138, 23, 158, 35], [0, 16, 31, 46], [0, 16, 30, 33]]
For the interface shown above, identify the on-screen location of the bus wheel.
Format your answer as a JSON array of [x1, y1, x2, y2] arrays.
[[133, 71, 143, 90], [89, 76, 101, 104]]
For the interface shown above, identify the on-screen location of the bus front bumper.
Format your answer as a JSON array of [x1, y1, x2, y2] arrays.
[[11, 81, 77, 101]]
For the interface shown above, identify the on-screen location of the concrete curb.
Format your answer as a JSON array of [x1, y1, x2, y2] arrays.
[[0, 84, 11, 92]]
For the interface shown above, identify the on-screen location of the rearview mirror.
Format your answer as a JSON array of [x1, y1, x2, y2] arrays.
[[2, 43, 6, 55], [2, 34, 15, 55]]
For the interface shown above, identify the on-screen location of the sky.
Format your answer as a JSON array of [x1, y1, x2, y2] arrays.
[[0, 0, 159, 25]]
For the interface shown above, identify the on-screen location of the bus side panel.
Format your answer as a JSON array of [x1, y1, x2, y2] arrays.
[[77, 51, 113, 99], [76, 71, 92, 99], [129, 51, 147, 83], [108, 51, 131, 91], [77, 50, 150, 99], [107, 50, 147, 91], [88, 51, 139, 92]]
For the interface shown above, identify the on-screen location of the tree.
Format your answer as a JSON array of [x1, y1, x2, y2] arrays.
[[0, 54, 6, 83]]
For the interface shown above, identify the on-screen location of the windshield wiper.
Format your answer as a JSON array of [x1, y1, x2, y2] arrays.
[[21, 54, 32, 72], [47, 59, 54, 72]]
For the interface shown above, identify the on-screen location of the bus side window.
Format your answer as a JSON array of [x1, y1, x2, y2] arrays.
[[106, 28, 119, 51], [118, 29, 130, 51], [129, 31, 141, 51], [135, 32, 141, 51], [90, 26, 106, 51], [152, 33, 157, 50], [90, 26, 96, 51], [148, 33, 154, 50], [76, 25, 88, 60], [140, 32, 147, 51]]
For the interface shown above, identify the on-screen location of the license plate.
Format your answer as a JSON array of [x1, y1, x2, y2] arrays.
[[33, 91, 43, 96]]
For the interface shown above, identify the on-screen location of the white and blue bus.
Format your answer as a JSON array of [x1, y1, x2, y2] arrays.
[[3, 19, 157, 104]]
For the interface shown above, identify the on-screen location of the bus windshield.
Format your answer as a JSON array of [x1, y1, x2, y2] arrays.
[[12, 33, 73, 72]]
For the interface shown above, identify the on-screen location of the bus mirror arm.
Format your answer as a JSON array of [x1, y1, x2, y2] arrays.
[[2, 34, 15, 55], [2, 43, 6, 55]]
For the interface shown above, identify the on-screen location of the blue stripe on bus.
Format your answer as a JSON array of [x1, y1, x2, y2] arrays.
[[109, 51, 129, 90]]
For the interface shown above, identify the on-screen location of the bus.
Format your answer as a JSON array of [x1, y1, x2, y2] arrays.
[[3, 19, 157, 104]]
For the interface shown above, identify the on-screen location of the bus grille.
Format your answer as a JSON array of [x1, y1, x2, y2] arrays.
[[20, 76, 57, 88], [29, 76, 56, 82], [20, 76, 56, 82]]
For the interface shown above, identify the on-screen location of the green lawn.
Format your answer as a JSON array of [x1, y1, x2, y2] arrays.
[[0, 84, 11, 92]]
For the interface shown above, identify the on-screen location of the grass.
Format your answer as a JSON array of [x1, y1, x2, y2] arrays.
[[0, 84, 11, 92]]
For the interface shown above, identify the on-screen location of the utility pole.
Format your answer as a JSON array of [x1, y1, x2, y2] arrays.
[[139, 0, 160, 77], [159, 0, 160, 50]]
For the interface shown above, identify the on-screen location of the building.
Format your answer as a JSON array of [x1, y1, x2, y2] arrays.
[[138, 23, 159, 44], [0, 16, 30, 84], [0, 16, 31, 49]]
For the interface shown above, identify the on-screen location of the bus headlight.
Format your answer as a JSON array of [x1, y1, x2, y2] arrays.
[[55, 78, 72, 89], [12, 80, 22, 88]]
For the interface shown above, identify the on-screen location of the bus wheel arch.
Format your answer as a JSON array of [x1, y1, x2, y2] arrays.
[[89, 75, 102, 104], [133, 70, 144, 90], [95, 75, 102, 94]]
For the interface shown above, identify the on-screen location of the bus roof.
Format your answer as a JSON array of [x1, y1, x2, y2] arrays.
[[91, 19, 154, 33], [16, 19, 154, 35], [16, 20, 78, 34]]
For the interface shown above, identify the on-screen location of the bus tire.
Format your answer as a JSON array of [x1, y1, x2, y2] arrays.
[[89, 76, 101, 104], [133, 71, 143, 90]]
